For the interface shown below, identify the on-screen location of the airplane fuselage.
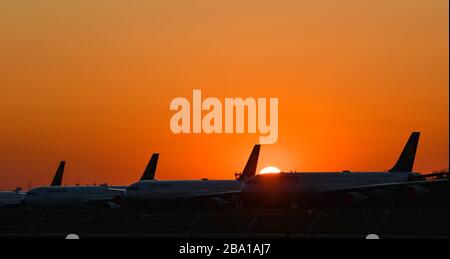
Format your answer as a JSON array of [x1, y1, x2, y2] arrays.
[[243, 172, 413, 194], [241, 172, 417, 207], [21, 186, 126, 209], [125, 180, 243, 202]]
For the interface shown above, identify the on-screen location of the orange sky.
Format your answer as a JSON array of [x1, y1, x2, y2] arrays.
[[0, 0, 448, 190]]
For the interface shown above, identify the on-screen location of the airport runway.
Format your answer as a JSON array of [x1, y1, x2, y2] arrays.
[[0, 204, 447, 239]]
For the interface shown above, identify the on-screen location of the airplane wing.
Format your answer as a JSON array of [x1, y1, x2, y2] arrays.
[[411, 172, 449, 180], [186, 190, 242, 199], [82, 189, 126, 208], [107, 187, 127, 193], [287, 178, 450, 207], [319, 178, 448, 195], [83, 195, 124, 209]]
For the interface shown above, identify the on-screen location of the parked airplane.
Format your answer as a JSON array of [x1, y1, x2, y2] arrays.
[[241, 132, 447, 208], [0, 189, 25, 209], [124, 145, 261, 208], [0, 161, 66, 208], [21, 154, 159, 209]]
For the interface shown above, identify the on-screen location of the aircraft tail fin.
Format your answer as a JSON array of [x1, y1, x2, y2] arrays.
[[50, 161, 65, 186], [388, 132, 420, 173], [238, 145, 261, 180], [140, 153, 159, 181]]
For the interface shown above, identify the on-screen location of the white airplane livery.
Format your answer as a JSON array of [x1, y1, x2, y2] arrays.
[[21, 154, 159, 209], [0, 161, 66, 208], [124, 145, 261, 207], [241, 132, 443, 206], [14, 132, 447, 210], [22, 186, 125, 209]]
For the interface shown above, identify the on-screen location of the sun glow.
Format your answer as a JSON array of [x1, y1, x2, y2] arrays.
[[259, 166, 281, 175]]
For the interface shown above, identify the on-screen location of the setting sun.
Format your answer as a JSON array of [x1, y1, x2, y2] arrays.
[[259, 166, 281, 175]]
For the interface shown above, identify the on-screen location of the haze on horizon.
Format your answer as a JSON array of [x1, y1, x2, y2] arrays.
[[0, 0, 448, 190]]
